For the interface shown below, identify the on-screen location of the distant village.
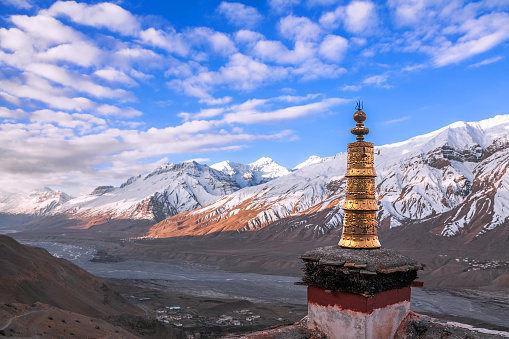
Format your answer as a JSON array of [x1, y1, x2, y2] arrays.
[[153, 306, 270, 328]]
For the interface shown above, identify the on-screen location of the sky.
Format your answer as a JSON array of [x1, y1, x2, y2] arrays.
[[0, 0, 508, 196]]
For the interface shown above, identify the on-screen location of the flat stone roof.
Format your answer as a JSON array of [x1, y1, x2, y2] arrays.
[[299, 246, 424, 294], [300, 246, 423, 274]]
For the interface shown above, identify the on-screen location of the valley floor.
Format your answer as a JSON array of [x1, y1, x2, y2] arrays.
[[6, 233, 509, 333]]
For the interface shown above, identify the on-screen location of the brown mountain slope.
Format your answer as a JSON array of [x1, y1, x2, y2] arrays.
[[0, 234, 142, 318]]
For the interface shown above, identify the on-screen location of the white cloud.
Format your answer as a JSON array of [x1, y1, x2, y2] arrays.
[[252, 40, 315, 64], [43, 1, 141, 36], [0, 72, 140, 117], [200, 96, 233, 105], [25, 63, 133, 100], [468, 56, 503, 68], [217, 2, 263, 28], [169, 53, 288, 100], [275, 94, 320, 103], [188, 27, 237, 56], [219, 53, 287, 90], [209, 31, 238, 55], [223, 97, 347, 124], [384, 116, 409, 125], [96, 105, 142, 118], [0, 92, 22, 105], [319, 6, 343, 30], [37, 41, 101, 67], [139, 28, 189, 56], [30, 109, 107, 132], [341, 84, 361, 91], [268, 0, 300, 14], [0, 106, 27, 119], [432, 12, 509, 66], [279, 15, 321, 42], [114, 47, 163, 67], [235, 30, 265, 44], [344, 1, 377, 34], [292, 58, 347, 80], [94, 68, 138, 86], [1, 0, 32, 9], [388, 0, 428, 26], [11, 14, 81, 46], [363, 73, 391, 88], [0, 27, 33, 53], [0, 73, 96, 111], [402, 63, 427, 72], [183, 107, 226, 121], [387, 1, 509, 67], [319, 34, 348, 62], [319, 1, 377, 34]]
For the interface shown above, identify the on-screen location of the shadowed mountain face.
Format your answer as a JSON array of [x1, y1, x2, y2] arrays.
[[0, 234, 141, 318]]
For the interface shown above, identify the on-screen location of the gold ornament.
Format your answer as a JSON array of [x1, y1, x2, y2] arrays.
[[339, 103, 381, 248]]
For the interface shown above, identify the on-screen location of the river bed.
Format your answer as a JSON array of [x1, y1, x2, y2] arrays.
[[14, 239, 509, 329]]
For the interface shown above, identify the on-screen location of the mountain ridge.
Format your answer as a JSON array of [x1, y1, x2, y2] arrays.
[[148, 114, 509, 240], [1, 114, 508, 243]]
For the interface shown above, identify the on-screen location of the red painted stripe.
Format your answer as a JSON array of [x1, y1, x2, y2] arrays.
[[308, 286, 411, 314]]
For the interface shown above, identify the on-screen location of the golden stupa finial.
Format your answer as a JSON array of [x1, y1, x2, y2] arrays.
[[338, 102, 381, 249], [351, 101, 369, 142]]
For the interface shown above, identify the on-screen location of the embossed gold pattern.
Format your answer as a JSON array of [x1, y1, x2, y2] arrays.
[[346, 177, 375, 199], [339, 105, 381, 248]]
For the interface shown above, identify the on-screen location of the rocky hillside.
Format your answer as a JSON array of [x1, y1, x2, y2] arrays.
[[0, 234, 141, 318], [0, 234, 186, 338]]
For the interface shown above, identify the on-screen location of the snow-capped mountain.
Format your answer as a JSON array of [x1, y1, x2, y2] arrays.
[[0, 158, 291, 227], [0, 188, 72, 216], [2, 114, 508, 242], [211, 157, 290, 188], [293, 155, 322, 171], [149, 114, 509, 240], [56, 161, 241, 224]]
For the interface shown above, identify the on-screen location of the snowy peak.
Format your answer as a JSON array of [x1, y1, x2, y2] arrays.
[[249, 157, 275, 167], [211, 157, 290, 188], [210, 160, 239, 176], [248, 157, 291, 179], [378, 114, 509, 161], [49, 161, 242, 223], [0, 188, 72, 216], [293, 155, 322, 170]]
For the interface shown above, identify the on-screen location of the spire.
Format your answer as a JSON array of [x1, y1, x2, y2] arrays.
[[350, 101, 369, 142], [338, 103, 381, 248]]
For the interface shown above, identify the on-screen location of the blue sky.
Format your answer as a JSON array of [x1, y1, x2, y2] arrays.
[[0, 0, 508, 195]]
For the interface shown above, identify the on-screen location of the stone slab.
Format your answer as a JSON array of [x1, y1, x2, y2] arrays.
[[300, 246, 422, 273]]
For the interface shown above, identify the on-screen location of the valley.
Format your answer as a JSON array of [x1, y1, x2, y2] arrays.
[[1, 115, 508, 337]]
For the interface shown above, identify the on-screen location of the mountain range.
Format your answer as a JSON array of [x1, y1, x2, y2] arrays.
[[1, 114, 508, 243]]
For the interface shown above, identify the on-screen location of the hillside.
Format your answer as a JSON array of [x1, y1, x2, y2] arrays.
[[0, 234, 185, 338], [0, 234, 141, 317]]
